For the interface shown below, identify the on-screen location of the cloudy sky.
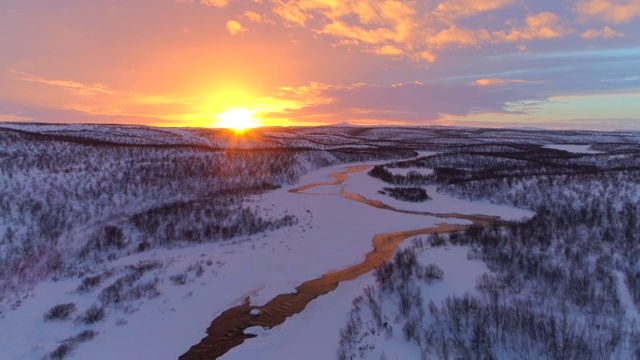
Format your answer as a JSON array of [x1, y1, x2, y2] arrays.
[[1, 0, 639, 130]]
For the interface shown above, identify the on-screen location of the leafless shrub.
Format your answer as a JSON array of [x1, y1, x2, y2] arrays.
[[44, 303, 76, 321], [374, 262, 395, 292], [76, 305, 106, 325], [170, 273, 188, 285], [77, 275, 102, 293], [416, 263, 444, 282], [72, 330, 97, 342], [363, 285, 383, 328], [48, 342, 73, 360]]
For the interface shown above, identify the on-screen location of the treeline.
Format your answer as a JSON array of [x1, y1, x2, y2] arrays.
[[370, 147, 640, 187]]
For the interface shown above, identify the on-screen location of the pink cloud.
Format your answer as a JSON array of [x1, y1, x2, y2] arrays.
[[475, 78, 529, 86], [266, 81, 538, 124], [577, 0, 640, 24], [493, 12, 570, 42], [581, 26, 624, 39]]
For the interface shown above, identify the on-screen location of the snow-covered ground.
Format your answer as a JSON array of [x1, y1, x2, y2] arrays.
[[544, 144, 601, 154], [227, 271, 377, 360], [225, 245, 488, 360], [0, 159, 527, 359], [341, 168, 533, 221]]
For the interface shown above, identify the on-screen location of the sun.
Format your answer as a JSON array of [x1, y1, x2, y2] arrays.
[[217, 108, 261, 131]]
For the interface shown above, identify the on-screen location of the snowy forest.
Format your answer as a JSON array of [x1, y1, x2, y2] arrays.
[[1, 123, 640, 359], [338, 144, 640, 359], [0, 126, 413, 304]]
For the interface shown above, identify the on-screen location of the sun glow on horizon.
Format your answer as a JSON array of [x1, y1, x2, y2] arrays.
[[216, 108, 262, 131]]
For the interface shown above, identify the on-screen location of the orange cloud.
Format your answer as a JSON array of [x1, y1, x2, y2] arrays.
[[12, 70, 114, 96], [10, 70, 194, 123], [276, 82, 334, 105], [200, 0, 229, 7], [226, 20, 247, 35], [244, 11, 263, 22], [576, 0, 640, 23], [270, 1, 573, 62], [175, 0, 229, 6], [475, 78, 529, 86], [272, 0, 312, 26], [322, 21, 397, 45], [318, 1, 418, 43], [375, 45, 404, 56], [431, 25, 490, 47], [581, 26, 624, 39], [494, 12, 569, 42], [270, 1, 443, 60], [419, 51, 437, 62], [434, 0, 514, 18]]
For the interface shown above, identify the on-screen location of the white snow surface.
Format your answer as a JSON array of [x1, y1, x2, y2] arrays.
[[341, 167, 533, 221], [226, 245, 489, 360], [544, 144, 601, 154], [0, 159, 522, 359]]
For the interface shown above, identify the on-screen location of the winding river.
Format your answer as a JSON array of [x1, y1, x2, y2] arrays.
[[179, 165, 505, 360]]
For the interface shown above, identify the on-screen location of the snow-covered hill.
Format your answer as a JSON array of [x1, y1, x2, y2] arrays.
[[3, 122, 639, 151]]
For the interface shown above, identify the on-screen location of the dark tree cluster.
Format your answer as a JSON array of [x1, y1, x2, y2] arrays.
[[368, 165, 432, 185], [378, 187, 430, 202]]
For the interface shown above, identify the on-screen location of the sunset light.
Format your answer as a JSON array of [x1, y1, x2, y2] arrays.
[[3, 0, 640, 358], [1, 1, 639, 130], [216, 108, 261, 131]]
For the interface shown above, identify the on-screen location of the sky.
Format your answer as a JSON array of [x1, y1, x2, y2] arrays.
[[0, 0, 639, 130]]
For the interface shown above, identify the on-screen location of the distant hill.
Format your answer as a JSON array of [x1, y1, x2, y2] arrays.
[[327, 122, 358, 127]]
